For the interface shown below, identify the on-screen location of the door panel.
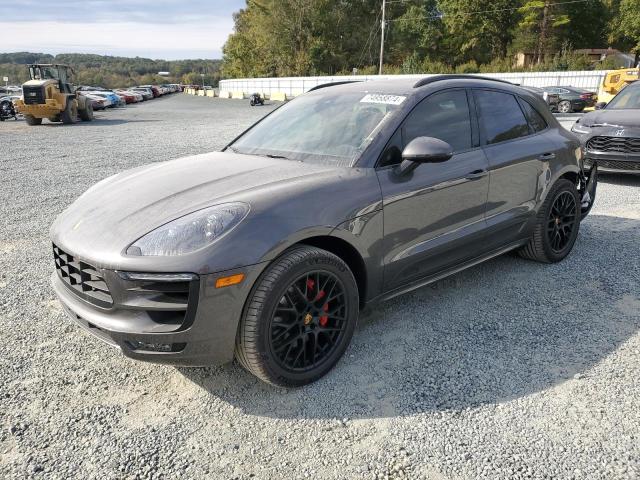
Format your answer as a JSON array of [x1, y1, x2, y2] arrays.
[[482, 137, 547, 246], [473, 89, 552, 247], [378, 149, 489, 291]]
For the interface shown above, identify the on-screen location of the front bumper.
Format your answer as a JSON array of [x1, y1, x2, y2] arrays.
[[51, 260, 267, 366], [584, 152, 640, 174]]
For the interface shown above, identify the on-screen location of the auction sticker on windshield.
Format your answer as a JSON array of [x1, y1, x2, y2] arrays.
[[360, 94, 406, 105]]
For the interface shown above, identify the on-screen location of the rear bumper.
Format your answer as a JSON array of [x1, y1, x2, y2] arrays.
[[51, 261, 267, 366], [570, 100, 588, 110]]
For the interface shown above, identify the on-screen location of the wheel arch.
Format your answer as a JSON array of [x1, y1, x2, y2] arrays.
[[542, 165, 580, 202], [295, 235, 368, 308]]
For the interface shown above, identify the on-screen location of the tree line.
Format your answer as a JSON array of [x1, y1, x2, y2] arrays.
[[0, 52, 221, 88], [221, 0, 640, 78]]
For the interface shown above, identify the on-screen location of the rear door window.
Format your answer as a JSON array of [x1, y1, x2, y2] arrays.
[[474, 90, 530, 144]]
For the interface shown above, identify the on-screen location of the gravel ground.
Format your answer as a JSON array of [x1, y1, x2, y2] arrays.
[[1, 94, 639, 480]]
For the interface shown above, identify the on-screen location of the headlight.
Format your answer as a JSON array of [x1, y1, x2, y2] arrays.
[[571, 122, 591, 135], [127, 202, 249, 256]]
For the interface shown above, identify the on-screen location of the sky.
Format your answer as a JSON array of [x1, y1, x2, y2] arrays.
[[0, 0, 246, 60]]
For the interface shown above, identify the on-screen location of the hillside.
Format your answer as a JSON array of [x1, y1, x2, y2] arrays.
[[0, 52, 221, 88]]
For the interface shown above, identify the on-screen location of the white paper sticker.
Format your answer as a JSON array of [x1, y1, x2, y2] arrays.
[[360, 94, 406, 105]]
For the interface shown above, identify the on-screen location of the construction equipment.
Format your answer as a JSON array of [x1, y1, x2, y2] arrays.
[[14, 64, 93, 126], [596, 67, 639, 105]]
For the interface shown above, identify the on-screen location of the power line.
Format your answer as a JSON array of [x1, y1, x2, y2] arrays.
[[386, 0, 594, 22], [356, 8, 382, 70]]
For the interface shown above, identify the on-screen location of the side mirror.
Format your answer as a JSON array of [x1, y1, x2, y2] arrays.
[[396, 137, 454, 176], [594, 102, 606, 110]]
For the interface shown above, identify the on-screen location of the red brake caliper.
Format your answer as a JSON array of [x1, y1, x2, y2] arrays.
[[319, 302, 329, 327], [307, 279, 329, 326], [306, 279, 315, 299]]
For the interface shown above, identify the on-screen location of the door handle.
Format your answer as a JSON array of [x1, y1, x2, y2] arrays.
[[465, 169, 488, 180], [539, 152, 556, 161]]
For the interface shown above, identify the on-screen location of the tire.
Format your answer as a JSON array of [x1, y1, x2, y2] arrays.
[[78, 102, 94, 121], [557, 100, 572, 113], [24, 115, 42, 126], [235, 246, 359, 387], [61, 99, 78, 124], [519, 179, 581, 263]]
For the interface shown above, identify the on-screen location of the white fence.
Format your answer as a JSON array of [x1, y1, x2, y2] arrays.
[[219, 70, 608, 98]]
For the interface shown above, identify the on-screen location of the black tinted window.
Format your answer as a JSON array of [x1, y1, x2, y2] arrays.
[[379, 129, 403, 167], [402, 90, 472, 152], [475, 90, 530, 144], [518, 98, 547, 133]]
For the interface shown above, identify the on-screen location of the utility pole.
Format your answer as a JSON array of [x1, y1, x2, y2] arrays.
[[378, 0, 386, 75]]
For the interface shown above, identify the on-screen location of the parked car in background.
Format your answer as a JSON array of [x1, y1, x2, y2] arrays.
[[131, 87, 154, 100], [521, 86, 560, 111], [119, 90, 144, 102], [542, 86, 597, 113], [77, 86, 110, 93], [50, 76, 597, 387], [115, 91, 137, 104], [139, 85, 161, 97], [91, 91, 122, 107], [572, 80, 640, 174], [0, 96, 18, 121], [78, 92, 109, 110]]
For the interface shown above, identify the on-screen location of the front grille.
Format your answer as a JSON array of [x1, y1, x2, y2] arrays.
[[587, 136, 640, 154], [53, 244, 113, 307], [584, 158, 640, 171], [23, 86, 45, 105]]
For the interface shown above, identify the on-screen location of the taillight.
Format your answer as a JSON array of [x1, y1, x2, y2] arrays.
[[580, 93, 592, 99]]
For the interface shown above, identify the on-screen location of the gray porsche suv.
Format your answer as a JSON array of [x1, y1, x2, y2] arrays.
[[50, 75, 597, 386]]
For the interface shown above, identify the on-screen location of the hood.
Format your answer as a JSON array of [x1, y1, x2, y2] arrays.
[[581, 109, 640, 128], [51, 151, 341, 261]]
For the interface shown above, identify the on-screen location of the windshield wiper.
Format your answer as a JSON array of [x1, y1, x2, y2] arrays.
[[265, 154, 290, 160]]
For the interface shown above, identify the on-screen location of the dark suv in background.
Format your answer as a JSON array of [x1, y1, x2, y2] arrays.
[[572, 80, 640, 174], [51, 76, 597, 386]]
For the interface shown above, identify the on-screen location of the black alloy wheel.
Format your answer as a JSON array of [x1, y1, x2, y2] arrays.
[[270, 270, 348, 372], [235, 246, 359, 387], [546, 191, 577, 253], [519, 179, 581, 263]]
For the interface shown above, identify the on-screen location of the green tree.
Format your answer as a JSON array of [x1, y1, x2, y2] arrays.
[[517, 0, 570, 64], [609, 0, 640, 65], [438, 0, 519, 64]]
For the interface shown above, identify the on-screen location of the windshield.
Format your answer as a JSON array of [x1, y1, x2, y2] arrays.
[[608, 85, 640, 109], [229, 91, 404, 166]]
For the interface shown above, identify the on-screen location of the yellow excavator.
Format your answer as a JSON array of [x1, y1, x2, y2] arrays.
[[595, 67, 639, 107], [15, 64, 93, 126]]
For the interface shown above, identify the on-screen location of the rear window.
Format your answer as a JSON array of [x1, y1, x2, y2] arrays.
[[518, 98, 547, 133]]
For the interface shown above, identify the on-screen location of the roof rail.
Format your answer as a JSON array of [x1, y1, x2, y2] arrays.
[[413, 74, 514, 89], [307, 80, 363, 92]]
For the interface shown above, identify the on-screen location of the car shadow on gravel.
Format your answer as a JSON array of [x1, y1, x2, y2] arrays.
[[179, 214, 640, 420], [600, 173, 640, 187]]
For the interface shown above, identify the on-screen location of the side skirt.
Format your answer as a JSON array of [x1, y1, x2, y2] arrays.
[[367, 240, 528, 306]]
